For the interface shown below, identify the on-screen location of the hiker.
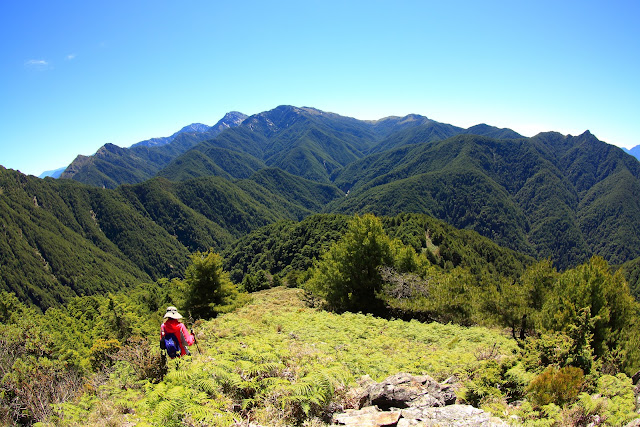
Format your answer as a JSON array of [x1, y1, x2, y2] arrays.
[[160, 306, 195, 358]]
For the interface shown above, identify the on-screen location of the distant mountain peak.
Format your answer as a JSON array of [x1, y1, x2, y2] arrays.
[[243, 105, 311, 134], [176, 123, 210, 134], [464, 123, 523, 139], [215, 111, 248, 128], [38, 166, 66, 179], [59, 111, 246, 186], [131, 123, 210, 149]]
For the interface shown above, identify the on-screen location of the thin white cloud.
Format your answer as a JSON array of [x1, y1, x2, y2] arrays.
[[25, 59, 51, 70], [66, 54, 76, 60]]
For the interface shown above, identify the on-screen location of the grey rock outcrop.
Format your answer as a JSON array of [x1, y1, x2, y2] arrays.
[[333, 406, 401, 426], [366, 373, 457, 410], [331, 373, 506, 427], [398, 404, 507, 426]]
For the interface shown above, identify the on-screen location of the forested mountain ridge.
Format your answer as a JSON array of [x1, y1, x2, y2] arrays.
[[159, 106, 525, 184], [328, 131, 640, 269], [183, 106, 380, 183], [61, 105, 524, 188], [0, 166, 338, 309], [60, 111, 247, 188]]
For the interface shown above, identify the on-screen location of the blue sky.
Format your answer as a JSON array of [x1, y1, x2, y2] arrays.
[[1, 0, 639, 176]]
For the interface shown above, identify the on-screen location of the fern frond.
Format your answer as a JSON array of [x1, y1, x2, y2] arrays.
[[152, 399, 180, 425], [289, 381, 314, 397], [165, 368, 191, 383], [245, 362, 284, 378], [195, 377, 218, 395], [165, 385, 187, 401], [241, 397, 256, 410], [186, 403, 211, 421]]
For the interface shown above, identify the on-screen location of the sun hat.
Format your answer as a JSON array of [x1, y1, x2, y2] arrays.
[[164, 306, 183, 319]]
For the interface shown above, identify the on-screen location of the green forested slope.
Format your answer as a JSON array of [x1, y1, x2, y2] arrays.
[[117, 178, 235, 252], [622, 256, 640, 302], [61, 143, 165, 189], [332, 169, 533, 256], [157, 147, 266, 182], [223, 212, 532, 285], [0, 168, 329, 309], [367, 120, 463, 154], [0, 169, 153, 308], [61, 112, 247, 188], [462, 123, 523, 139], [247, 168, 344, 211], [329, 133, 640, 269]]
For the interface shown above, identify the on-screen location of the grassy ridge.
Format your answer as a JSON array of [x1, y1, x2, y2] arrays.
[[56, 287, 520, 426], [46, 287, 639, 426]]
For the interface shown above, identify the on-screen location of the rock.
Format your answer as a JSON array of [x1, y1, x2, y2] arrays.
[[331, 373, 505, 427], [399, 404, 508, 426], [332, 406, 401, 426], [344, 375, 377, 409], [365, 372, 456, 410]]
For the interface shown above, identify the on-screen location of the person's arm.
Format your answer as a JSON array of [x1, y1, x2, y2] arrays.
[[179, 323, 195, 346]]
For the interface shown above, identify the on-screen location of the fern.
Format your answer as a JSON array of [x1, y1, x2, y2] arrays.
[[245, 361, 285, 378], [241, 397, 256, 410], [195, 377, 218, 396], [164, 368, 192, 384], [153, 399, 180, 426]]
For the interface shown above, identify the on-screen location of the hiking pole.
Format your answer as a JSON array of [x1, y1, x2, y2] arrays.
[[188, 313, 202, 355]]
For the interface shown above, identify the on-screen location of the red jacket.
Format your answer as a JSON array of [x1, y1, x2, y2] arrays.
[[161, 319, 195, 356]]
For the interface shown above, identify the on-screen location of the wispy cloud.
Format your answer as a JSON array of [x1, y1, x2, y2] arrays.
[[24, 59, 51, 70], [66, 53, 76, 60]]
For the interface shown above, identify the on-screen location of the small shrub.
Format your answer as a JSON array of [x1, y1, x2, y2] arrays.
[[526, 366, 584, 407], [112, 336, 166, 383], [462, 358, 530, 407], [521, 332, 573, 372], [89, 338, 121, 372], [2, 357, 83, 424]]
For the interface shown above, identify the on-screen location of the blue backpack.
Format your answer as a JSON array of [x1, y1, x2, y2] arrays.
[[161, 332, 180, 358]]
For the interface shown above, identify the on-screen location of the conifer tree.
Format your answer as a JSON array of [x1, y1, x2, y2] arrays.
[[305, 214, 393, 315], [541, 256, 640, 373], [183, 250, 242, 319]]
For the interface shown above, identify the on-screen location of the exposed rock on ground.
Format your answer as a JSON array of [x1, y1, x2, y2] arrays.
[[331, 373, 507, 426]]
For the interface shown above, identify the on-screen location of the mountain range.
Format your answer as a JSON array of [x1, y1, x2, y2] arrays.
[[624, 145, 640, 161], [58, 111, 247, 188], [58, 105, 640, 265], [3, 105, 640, 308]]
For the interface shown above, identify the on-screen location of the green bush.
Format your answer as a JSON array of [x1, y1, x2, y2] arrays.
[[526, 366, 584, 407], [304, 214, 394, 315], [183, 249, 248, 319], [89, 338, 121, 371], [113, 336, 167, 383], [461, 358, 532, 407]]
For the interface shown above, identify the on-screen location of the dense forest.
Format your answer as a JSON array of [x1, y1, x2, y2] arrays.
[[1, 105, 640, 425]]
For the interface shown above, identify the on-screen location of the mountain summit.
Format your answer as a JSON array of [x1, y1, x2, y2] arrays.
[[131, 112, 248, 149], [59, 111, 247, 188]]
